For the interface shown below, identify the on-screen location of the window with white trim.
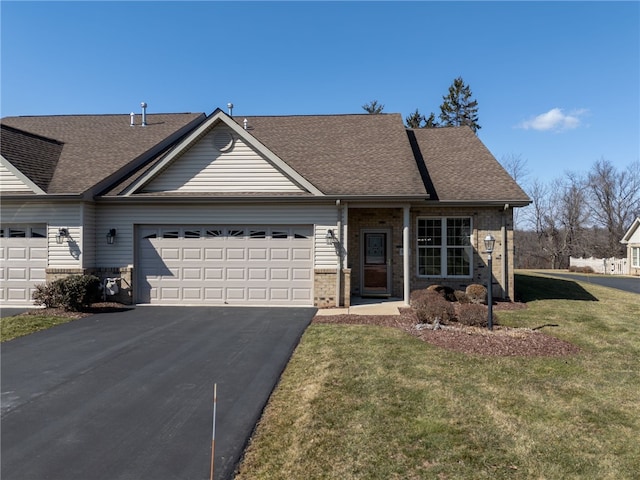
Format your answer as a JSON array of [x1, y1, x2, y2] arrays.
[[632, 247, 640, 268], [417, 217, 472, 277]]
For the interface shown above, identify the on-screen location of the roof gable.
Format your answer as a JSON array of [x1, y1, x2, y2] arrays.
[[621, 217, 640, 244], [124, 110, 322, 196], [0, 124, 61, 193], [1, 113, 205, 195]]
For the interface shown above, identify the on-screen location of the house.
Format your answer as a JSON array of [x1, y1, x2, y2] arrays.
[[621, 217, 640, 276], [1, 107, 530, 308]]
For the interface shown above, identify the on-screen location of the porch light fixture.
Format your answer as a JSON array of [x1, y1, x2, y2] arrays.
[[484, 234, 495, 330], [56, 228, 69, 245], [106, 228, 117, 245], [325, 229, 336, 245]]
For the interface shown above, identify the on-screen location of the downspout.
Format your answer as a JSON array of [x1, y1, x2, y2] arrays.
[[502, 204, 509, 300], [336, 199, 342, 307], [403, 205, 410, 306]]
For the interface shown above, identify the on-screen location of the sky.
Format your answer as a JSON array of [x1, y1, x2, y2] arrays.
[[1, 1, 638, 188]]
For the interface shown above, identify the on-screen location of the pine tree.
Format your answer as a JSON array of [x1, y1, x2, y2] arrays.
[[424, 112, 439, 128], [362, 100, 384, 114], [439, 76, 481, 133], [405, 109, 424, 128]]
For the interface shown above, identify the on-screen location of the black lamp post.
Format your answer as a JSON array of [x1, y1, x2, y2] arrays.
[[484, 234, 495, 330]]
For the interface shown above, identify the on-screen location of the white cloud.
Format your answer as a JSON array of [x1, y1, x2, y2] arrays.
[[518, 108, 588, 132]]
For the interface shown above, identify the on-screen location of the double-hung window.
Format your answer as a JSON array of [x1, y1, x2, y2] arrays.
[[417, 217, 472, 277], [632, 247, 640, 268]]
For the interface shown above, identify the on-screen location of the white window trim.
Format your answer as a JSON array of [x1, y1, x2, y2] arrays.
[[632, 246, 640, 268], [416, 216, 474, 279]]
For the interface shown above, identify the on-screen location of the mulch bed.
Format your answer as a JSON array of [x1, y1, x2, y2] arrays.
[[19, 302, 133, 319], [313, 302, 580, 358]]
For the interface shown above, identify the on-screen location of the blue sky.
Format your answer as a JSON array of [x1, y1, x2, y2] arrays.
[[1, 1, 638, 187]]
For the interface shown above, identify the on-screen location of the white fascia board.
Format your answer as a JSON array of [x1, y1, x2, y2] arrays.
[[0, 155, 47, 195], [620, 217, 640, 244], [122, 110, 324, 197]]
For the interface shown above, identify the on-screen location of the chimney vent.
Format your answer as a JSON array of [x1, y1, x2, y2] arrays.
[[243, 118, 248, 130], [227, 103, 234, 116], [141, 102, 147, 127], [130, 112, 135, 126]]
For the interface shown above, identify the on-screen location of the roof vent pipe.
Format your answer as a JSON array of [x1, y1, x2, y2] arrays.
[[141, 102, 147, 127], [227, 102, 234, 116], [130, 112, 135, 126], [243, 118, 248, 130]]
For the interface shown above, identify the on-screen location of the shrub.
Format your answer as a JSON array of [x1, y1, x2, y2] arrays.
[[426, 284, 457, 302], [465, 284, 487, 304], [454, 290, 470, 303], [32, 275, 101, 311], [457, 304, 497, 327], [413, 290, 455, 325]]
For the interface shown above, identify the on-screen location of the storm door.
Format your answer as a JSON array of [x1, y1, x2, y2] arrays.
[[361, 230, 391, 296]]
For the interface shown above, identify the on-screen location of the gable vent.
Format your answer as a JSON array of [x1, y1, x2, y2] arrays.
[[213, 131, 234, 152]]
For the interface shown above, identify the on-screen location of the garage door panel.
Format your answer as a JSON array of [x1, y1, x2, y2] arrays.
[[292, 248, 312, 260], [270, 249, 289, 261], [30, 247, 47, 259], [7, 268, 27, 280], [183, 248, 202, 260], [183, 268, 202, 280], [138, 225, 313, 305], [227, 249, 246, 261], [8, 247, 27, 260]]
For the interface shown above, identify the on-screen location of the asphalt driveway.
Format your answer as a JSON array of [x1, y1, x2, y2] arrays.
[[537, 271, 640, 294], [1, 306, 315, 480]]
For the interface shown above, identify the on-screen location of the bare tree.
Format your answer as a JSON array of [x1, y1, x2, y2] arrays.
[[586, 158, 640, 257], [501, 153, 530, 228]]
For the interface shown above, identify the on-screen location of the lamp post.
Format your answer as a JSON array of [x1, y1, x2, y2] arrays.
[[484, 234, 495, 330]]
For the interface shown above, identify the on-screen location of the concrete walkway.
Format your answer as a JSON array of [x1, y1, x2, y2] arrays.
[[315, 297, 407, 316]]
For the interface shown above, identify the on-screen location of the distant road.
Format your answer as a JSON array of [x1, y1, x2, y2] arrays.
[[535, 271, 640, 294]]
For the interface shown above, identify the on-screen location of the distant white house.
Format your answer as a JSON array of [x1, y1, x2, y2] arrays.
[[621, 217, 640, 277]]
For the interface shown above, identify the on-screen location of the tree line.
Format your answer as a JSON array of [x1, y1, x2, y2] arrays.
[[504, 156, 640, 268], [362, 76, 481, 133]]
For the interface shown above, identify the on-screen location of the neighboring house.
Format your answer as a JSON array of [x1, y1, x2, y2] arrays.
[[621, 217, 640, 276], [1, 107, 530, 307]]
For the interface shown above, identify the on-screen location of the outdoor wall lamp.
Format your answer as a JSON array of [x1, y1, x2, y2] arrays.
[[56, 228, 69, 245], [326, 229, 337, 245], [484, 234, 495, 330], [106, 228, 117, 245]]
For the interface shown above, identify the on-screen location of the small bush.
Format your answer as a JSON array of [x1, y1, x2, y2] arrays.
[[457, 304, 498, 327], [465, 284, 487, 304], [454, 290, 470, 303], [32, 275, 101, 311], [413, 290, 455, 325], [426, 284, 457, 302]]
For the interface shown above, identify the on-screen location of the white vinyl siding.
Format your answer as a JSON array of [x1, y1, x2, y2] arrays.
[[142, 125, 304, 193], [95, 203, 339, 269], [0, 161, 35, 192]]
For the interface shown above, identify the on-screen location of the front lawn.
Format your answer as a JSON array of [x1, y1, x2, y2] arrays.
[[234, 271, 640, 479]]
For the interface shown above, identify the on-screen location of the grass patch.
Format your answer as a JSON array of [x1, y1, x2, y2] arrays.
[[0, 312, 82, 342], [235, 271, 640, 479]]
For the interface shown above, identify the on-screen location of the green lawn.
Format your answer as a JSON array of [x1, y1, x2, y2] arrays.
[[0, 312, 82, 342], [235, 271, 640, 479]]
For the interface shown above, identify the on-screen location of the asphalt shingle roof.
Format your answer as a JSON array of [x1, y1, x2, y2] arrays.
[[1, 113, 205, 194], [409, 126, 530, 203], [236, 114, 428, 196], [1, 125, 62, 191]]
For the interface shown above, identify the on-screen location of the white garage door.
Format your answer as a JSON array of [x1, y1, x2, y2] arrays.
[[137, 225, 314, 306], [0, 225, 47, 305]]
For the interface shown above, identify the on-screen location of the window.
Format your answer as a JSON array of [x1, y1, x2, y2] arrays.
[[417, 217, 472, 277], [632, 247, 640, 268], [184, 229, 201, 238], [272, 230, 288, 239]]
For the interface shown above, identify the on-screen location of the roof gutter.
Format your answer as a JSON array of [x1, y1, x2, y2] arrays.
[[93, 194, 432, 204]]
